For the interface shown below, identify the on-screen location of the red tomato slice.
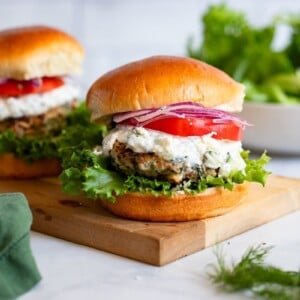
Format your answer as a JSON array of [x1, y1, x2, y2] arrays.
[[123, 117, 243, 141], [0, 77, 64, 97]]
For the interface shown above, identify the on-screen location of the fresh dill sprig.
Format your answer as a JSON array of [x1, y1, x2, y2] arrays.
[[208, 244, 300, 300]]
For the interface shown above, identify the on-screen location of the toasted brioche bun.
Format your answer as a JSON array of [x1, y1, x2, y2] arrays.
[[87, 56, 245, 121], [0, 153, 62, 179], [101, 183, 249, 221], [0, 25, 84, 80]]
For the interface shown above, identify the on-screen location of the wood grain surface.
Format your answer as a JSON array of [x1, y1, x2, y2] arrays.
[[0, 175, 299, 266]]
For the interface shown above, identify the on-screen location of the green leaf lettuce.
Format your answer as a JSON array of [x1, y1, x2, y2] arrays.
[[188, 4, 300, 104], [60, 148, 271, 202], [0, 103, 105, 163]]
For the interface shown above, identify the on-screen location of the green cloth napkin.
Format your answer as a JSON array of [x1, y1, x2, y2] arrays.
[[0, 193, 41, 300]]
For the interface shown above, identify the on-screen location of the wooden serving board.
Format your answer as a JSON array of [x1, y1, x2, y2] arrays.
[[0, 175, 300, 266]]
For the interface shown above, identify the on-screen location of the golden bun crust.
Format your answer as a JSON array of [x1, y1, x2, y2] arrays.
[[87, 56, 245, 121], [0, 25, 84, 80], [100, 183, 249, 222], [0, 153, 62, 179]]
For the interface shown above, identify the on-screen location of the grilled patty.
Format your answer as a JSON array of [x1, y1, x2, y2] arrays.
[[110, 140, 218, 184], [0, 101, 77, 137]]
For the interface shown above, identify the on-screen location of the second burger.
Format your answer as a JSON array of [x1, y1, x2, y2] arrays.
[[0, 25, 84, 178]]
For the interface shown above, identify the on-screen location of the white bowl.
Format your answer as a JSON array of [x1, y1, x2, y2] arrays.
[[238, 102, 300, 155]]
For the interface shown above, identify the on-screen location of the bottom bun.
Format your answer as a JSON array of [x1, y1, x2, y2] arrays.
[[0, 153, 62, 179], [101, 183, 249, 222]]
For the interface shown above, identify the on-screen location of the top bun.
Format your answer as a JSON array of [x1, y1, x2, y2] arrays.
[[0, 25, 84, 80], [87, 56, 245, 121]]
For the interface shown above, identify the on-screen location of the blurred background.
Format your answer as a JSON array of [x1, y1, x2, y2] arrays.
[[0, 0, 299, 88]]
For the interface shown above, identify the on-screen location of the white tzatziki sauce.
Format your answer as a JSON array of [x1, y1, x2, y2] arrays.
[[0, 82, 79, 121], [102, 125, 246, 177]]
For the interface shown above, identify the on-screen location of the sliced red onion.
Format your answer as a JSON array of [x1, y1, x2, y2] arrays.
[[0, 78, 8, 84], [0, 78, 42, 86], [113, 107, 154, 123], [113, 102, 248, 127], [29, 78, 42, 87]]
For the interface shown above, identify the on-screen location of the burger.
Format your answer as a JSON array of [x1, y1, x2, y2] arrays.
[[0, 25, 84, 178], [62, 55, 269, 221]]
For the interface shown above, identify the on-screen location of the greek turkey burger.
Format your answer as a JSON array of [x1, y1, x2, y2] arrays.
[[63, 55, 269, 222], [0, 25, 84, 178]]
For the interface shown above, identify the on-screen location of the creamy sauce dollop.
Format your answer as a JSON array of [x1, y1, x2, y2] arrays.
[[102, 125, 246, 177], [0, 82, 79, 120]]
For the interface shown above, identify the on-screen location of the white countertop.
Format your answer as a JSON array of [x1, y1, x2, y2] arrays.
[[21, 155, 300, 300]]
